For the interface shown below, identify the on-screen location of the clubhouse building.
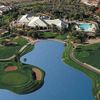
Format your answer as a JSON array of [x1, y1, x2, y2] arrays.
[[14, 14, 68, 30]]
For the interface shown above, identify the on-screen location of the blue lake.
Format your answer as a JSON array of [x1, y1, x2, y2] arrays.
[[0, 40, 94, 100]]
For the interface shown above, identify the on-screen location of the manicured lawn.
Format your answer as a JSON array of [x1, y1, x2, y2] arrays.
[[39, 32, 67, 40], [1, 72, 29, 85], [75, 43, 100, 69], [0, 46, 19, 58], [0, 37, 28, 59], [13, 37, 28, 46], [0, 61, 45, 94], [41, 32, 57, 38], [56, 34, 67, 40]]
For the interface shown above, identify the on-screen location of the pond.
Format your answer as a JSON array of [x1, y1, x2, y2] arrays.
[[0, 40, 94, 100]]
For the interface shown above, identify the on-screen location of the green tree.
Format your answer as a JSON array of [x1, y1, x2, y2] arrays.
[[77, 31, 88, 43]]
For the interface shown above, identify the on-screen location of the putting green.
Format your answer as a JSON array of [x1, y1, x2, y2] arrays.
[[1, 72, 29, 86]]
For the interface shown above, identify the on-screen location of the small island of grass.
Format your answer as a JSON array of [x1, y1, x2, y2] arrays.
[[0, 36, 45, 95]]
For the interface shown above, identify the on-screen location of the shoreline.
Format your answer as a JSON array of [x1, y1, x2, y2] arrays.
[[0, 35, 99, 97], [71, 43, 100, 75], [62, 42, 100, 100]]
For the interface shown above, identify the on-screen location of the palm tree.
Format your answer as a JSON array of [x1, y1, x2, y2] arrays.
[[77, 31, 88, 43]]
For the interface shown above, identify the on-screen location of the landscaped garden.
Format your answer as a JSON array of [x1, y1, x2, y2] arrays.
[[75, 43, 100, 69]]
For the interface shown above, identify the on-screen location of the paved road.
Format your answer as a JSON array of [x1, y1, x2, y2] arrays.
[[70, 45, 100, 75]]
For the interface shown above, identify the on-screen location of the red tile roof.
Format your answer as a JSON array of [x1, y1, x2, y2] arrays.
[[96, 8, 100, 12]]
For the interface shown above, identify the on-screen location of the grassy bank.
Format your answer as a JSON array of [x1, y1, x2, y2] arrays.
[[62, 42, 100, 100]]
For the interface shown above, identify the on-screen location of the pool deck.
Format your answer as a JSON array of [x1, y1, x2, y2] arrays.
[[87, 38, 100, 44], [75, 22, 97, 32]]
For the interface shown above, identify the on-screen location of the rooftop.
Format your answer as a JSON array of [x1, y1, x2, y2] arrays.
[[81, 0, 99, 6], [18, 14, 68, 29]]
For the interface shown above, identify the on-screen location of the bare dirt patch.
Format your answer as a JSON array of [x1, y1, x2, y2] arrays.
[[5, 66, 17, 72], [32, 68, 42, 80]]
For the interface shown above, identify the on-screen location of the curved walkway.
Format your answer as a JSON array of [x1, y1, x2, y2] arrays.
[[70, 44, 100, 75], [21, 36, 39, 45], [19, 42, 31, 53], [0, 55, 16, 61], [0, 36, 39, 62], [0, 43, 31, 62]]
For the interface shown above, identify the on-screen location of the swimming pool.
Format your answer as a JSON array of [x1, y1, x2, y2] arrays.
[[79, 23, 92, 31]]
